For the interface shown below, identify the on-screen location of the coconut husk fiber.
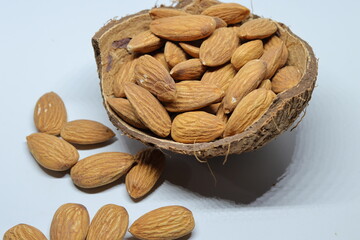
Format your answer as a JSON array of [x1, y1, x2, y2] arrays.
[[92, 0, 318, 159]]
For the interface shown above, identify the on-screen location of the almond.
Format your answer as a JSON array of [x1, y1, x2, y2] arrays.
[[199, 27, 239, 67], [107, 97, 147, 129], [201, 102, 221, 115], [170, 58, 206, 80], [4, 224, 47, 240], [224, 89, 276, 137], [172, 111, 225, 143], [127, 30, 164, 53], [70, 152, 135, 188], [152, 52, 170, 71], [113, 58, 137, 98], [201, 63, 236, 91], [149, 8, 189, 20], [264, 35, 288, 67], [260, 41, 285, 79], [150, 15, 216, 41], [164, 41, 188, 68], [26, 133, 79, 171], [124, 83, 171, 137], [271, 66, 302, 93], [34, 92, 67, 135], [213, 17, 228, 28], [129, 205, 195, 240], [216, 104, 228, 123], [60, 120, 115, 145], [86, 204, 129, 240], [231, 40, 264, 70], [258, 79, 272, 90], [126, 148, 165, 199], [222, 59, 267, 113], [50, 203, 90, 240], [201, 3, 250, 24], [236, 18, 278, 40], [164, 81, 224, 112], [134, 55, 176, 102], [179, 41, 201, 58]]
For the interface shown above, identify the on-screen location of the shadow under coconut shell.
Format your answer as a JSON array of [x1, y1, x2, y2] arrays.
[[163, 130, 296, 204]]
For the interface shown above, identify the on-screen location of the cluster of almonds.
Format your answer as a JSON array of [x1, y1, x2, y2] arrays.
[[108, 3, 302, 143], [4, 203, 195, 240], [27, 92, 165, 199]]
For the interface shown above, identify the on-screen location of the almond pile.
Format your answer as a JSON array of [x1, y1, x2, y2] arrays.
[[4, 203, 195, 240], [109, 3, 302, 143]]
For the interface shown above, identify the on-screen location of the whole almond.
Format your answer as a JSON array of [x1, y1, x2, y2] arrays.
[[152, 52, 170, 71], [172, 111, 225, 143], [236, 18, 278, 40], [201, 102, 221, 115], [231, 40, 264, 70], [86, 204, 129, 240], [201, 3, 250, 24], [170, 59, 206, 80], [179, 41, 201, 58], [264, 35, 288, 67], [26, 133, 79, 171], [164, 41, 188, 68], [135, 55, 176, 102], [126, 148, 165, 199], [224, 89, 276, 137], [150, 15, 216, 41], [124, 83, 171, 137], [149, 8, 189, 20], [50, 203, 90, 240], [4, 224, 47, 240], [34, 92, 67, 135], [60, 120, 115, 145], [127, 30, 164, 53], [199, 27, 239, 67], [272, 66, 302, 93], [70, 152, 135, 188], [260, 41, 285, 79], [213, 17, 228, 28], [129, 205, 195, 240], [107, 98, 147, 129], [258, 79, 272, 90], [201, 63, 236, 91], [164, 81, 224, 112], [223, 59, 267, 113], [113, 58, 137, 98]]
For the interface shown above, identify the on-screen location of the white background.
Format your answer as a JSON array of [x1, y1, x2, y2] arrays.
[[1, 0, 360, 239]]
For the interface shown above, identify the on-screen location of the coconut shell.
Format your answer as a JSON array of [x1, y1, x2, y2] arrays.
[[92, 0, 318, 159]]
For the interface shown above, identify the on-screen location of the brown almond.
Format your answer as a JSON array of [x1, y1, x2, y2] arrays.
[[258, 79, 272, 90], [60, 120, 115, 145], [224, 89, 276, 137], [107, 98, 147, 129], [231, 40, 264, 70], [135, 55, 176, 102], [201, 102, 221, 115], [126, 148, 165, 199], [50, 203, 90, 240], [236, 18, 278, 40], [170, 59, 206, 80], [70, 152, 135, 188], [26, 133, 79, 171], [113, 58, 137, 98], [164, 81, 224, 112], [150, 15, 216, 41], [34, 92, 67, 135], [4, 224, 47, 240], [149, 8, 189, 20], [124, 83, 171, 137], [260, 41, 285, 79], [272, 66, 302, 93], [222, 59, 267, 113], [164, 41, 188, 68], [201, 63, 236, 91], [179, 41, 201, 58], [263, 35, 288, 67], [213, 17, 228, 28], [201, 3, 250, 24], [216, 104, 228, 123], [127, 30, 164, 53], [152, 52, 170, 71], [172, 111, 225, 143]]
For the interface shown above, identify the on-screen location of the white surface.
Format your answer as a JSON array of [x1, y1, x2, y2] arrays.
[[1, 0, 360, 239]]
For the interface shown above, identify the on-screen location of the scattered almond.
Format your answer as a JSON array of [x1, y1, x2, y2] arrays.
[[201, 3, 250, 24], [231, 40, 264, 70], [170, 58, 206, 80], [3, 224, 47, 240], [127, 30, 164, 53], [236, 18, 278, 40], [272, 66, 302, 93]]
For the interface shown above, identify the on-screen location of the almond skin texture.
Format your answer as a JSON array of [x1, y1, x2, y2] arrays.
[[86, 204, 129, 240], [258, 79, 272, 90], [231, 40, 264, 70], [107, 98, 147, 129], [199, 27, 239, 67], [127, 30, 164, 53], [150, 15, 216, 41], [170, 58, 206, 80], [70, 152, 135, 188], [129, 205, 195, 240], [201, 3, 250, 24], [134, 55, 176, 102], [236, 18, 278, 40], [4, 224, 47, 240], [50, 203, 90, 240], [201, 63, 236, 91], [164, 81, 224, 112], [179, 42, 200, 58], [164, 41, 188, 68], [34, 92, 67, 135], [152, 52, 170, 71], [26, 133, 79, 171], [149, 8, 189, 20], [60, 120, 115, 145], [222, 59, 267, 113], [171, 111, 225, 143], [113, 59, 137, 98], [272, 66, 302, 93], [124, 83, 171, 137], [126, 148, 165, 199]]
